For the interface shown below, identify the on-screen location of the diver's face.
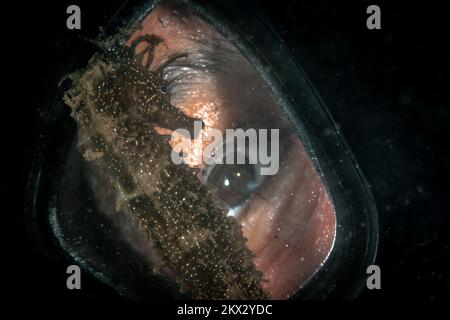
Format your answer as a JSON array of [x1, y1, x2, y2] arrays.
[[57, 0, 336, 299]]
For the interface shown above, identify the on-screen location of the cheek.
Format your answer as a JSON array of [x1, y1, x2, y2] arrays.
[[239, 136, 336, 299]]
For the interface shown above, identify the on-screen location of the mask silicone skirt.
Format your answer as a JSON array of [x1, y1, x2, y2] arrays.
[[57, 0, 336, 299]]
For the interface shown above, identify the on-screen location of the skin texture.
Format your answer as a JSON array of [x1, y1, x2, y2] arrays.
[[63, 0, 336, 299]]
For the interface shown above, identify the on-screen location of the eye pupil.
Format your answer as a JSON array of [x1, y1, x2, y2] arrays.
[[160, 83, 169, 94]]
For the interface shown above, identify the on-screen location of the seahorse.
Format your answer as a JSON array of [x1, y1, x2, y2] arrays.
[[63, 42, 267, 299]]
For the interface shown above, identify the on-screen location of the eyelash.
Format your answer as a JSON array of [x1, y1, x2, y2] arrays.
[[162, 54, 214, 102], [129, 33, 237, 99]]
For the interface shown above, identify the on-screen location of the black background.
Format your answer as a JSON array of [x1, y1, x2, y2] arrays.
[[2, 0, 449, 307]]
